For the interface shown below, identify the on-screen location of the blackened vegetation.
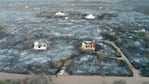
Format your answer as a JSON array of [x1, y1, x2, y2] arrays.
[[120, 31, 149, 77], [134, 6, 149, 16], [66, 54, 132, 76], [26, 62, 57, 75], [101, 24, 149, 77], [0, 26, 132, 76], [140, 63, 149, 77]]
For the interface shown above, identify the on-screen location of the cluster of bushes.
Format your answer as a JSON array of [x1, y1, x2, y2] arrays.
[[0, 25, 5, 34], [52, 60, 63, 68], [0, 25, 7, 39], [24, 40, 34, 49], [101, 32, 123, 44], [140, 63, 149, 77], [136, 31, 149, 43], [52, 59, 73, 69], [96, 51, 104, 61]]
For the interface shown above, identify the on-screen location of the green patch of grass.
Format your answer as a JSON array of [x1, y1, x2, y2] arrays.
[[52, 60, 63, 68]]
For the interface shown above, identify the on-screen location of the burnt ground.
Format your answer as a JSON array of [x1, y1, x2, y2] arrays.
[[134, 6, 149, 16], [0, 0, 149, 77]]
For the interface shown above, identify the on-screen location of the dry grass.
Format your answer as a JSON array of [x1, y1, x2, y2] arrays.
[[113, 80, 126, 84], [142, 81, 149, 84], [0, 74, 53, 84]]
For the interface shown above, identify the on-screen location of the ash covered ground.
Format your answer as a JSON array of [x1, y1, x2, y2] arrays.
[[0, 0, 149, 76]]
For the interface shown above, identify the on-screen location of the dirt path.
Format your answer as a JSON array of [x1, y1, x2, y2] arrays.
[[51, 75, 149, 84], [99, 40, 140, 77], [0, 72, 148, 84]]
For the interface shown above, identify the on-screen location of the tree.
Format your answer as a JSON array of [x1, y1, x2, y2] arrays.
[[52, 60, 63, 68]]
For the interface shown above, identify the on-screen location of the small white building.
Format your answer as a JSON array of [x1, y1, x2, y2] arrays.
[[58, 69, 65, 75], [65, 17, 69, 20], [135, 29, 146, 33], [138, 29, 146, 33], [85, 14, 96, 20], [55, 11, 66, 16], [58, 66, 66, 76], [33, 41, 47, 50]]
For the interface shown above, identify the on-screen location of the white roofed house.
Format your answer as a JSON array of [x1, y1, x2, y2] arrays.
[[55, 11, 66, 16], [33, 41, 47, 50], [85, 14, 96, 20]]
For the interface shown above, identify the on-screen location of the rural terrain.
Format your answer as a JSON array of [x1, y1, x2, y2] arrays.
[[0, 0, 149, 84]]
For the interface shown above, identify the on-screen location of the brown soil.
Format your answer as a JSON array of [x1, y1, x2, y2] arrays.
[[51, 75, 149, 84]]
